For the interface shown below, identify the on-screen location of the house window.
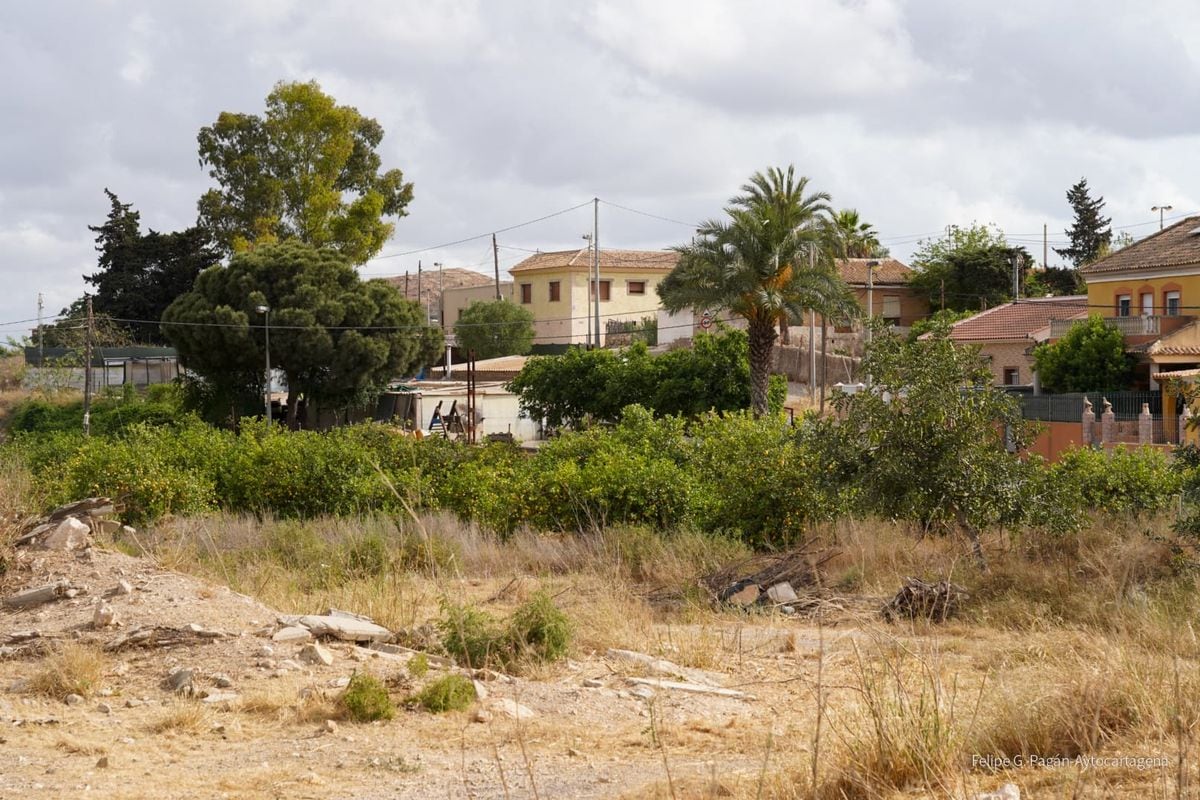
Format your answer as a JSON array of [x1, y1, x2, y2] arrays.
[[588, 280, 611, 301], [1166, 290, 1181, 316], [882, 295, 901, 322], [548, 281, 561, 302], [1116, 294, 1132, 317], [1142, 293, 1155, 316], [520, 283, 532, 304], [627, 280, 646, 296], [1003, 367, 1020, 386]]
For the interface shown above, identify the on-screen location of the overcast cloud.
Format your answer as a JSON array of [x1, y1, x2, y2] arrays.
[[3, 0, 1200, 333]]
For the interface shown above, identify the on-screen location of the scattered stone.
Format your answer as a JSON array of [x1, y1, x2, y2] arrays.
[[63, 693, 84, 706], [489, 699, 535, 721], [764, 582, 799, 605], [92, 600, 118, 629], [326, 607, 374, 622], [974, 784, 1020, 800], [605, 649, 722, 685], [201, 692, 238, 705], [105, 580, 134, 598], [3, 581, 80, 610], [95, 756, 109, 769], [211, 722, 226, 734], [165, 669, 194, 696], [720, 579, 761, 606], [629, 685, 656, 700], [39, 517, 92, 551], [97, 703, 112, 715], [323, 719, 338, 734], [582, 679, 604, 688], [257, 645, 275, 657], [124, 699, 143, 709], [881, 577, 968, 623], [568, 748, 583, 757], [471, 708, 492, 724], [472, 680, 489, 701], [212, 674, 234, 689], [298, 615, 391, 643], [279, 659, 303, 671], [272, 627, 312, 644], [272, 669, 289, 679], [8, 679, 29, 694], [97, 687, 113, 697], [328, 677, 350, 689], [780, 605, 796, 616], [298, 643, 334, 667]]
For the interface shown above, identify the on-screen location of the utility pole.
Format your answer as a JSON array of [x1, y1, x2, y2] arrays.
[[940, 279, 945, 311], [819, 314, 827, 415], [37, 292, 44, 367], [417, 261, 424, 323], [592, 198, 600, 348], [1012, 252, 1022, 300], [492, 233, 501, 300], [405, 271, 409, 298], [866, 260, 877, 344], [1043, 223, 1048, 269], [83, 296, 93, 437], [808, 246, 815, 398], [436, 262, 445, 327]]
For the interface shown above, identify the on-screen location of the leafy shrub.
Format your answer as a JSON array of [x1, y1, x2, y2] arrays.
[[414, 674, 476, 713], [407, 653, 430, 679], [1051, 446, 1181, 517], [507, 591, 572, 664], [439, 602, 506, 669], [341, 673, 394, 722], [341, 532, 390, 578]]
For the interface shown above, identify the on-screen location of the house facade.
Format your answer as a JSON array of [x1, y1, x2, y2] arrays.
[[508, 248, 678, 346], [944, 296, 1087, 387], [441, 281, 514, 332]]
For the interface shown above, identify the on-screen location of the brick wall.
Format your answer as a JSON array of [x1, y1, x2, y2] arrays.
[[977, 341, 1035, 386]]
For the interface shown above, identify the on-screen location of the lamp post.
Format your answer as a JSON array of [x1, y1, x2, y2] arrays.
[[1152, 205, 1173, 231], [256, 305, 271, 424], [865, 260, 879, 343]]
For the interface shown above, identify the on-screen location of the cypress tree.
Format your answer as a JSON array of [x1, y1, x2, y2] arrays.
[[1054, 178, 1112, 267]]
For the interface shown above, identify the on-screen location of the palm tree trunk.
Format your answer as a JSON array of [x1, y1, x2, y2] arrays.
[[748, 319, 777, 416]]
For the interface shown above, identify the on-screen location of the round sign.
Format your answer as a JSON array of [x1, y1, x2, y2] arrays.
[[699, 311, 713, 330]]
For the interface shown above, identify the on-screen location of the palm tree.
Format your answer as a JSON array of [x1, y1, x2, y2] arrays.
[[828, 208, 887, 259], [659, 166, 860, 415]]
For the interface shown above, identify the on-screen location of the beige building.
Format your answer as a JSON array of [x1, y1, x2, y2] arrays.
[[508, 248, 678, 346], [383, 267, 494, 326], [441, 282, 514, 335], [944, 295, 1087, 387]]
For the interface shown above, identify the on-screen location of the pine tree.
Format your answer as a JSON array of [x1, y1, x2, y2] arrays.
[[1054, 178, 1112, 267]]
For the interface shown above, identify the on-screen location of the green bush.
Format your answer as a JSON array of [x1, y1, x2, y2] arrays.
[[1051, 446, 1181, 517], [414, 674, 476, 713], [507, 591, 572, 664], [341, 673, 395, 722], [439, 602, 506, 669]]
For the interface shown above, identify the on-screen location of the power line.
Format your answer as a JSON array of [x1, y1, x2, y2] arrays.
[[599, 199, 696, 229]]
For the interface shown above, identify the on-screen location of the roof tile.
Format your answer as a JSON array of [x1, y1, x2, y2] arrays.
[[946, 296, 1088, 342], [1080, 216, 1200, 275]]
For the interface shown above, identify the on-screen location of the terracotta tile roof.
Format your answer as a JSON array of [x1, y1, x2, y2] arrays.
[[837, 258, 913, 285], [381, 267, 493, 307], [1080, 216, 1200, 275], [946, 296, 1088, 342], [509, 248, 678, 273], [1146, 320, 1200, 356]]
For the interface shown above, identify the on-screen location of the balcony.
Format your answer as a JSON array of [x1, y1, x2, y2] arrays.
[[1049, 315, 1181, 338]]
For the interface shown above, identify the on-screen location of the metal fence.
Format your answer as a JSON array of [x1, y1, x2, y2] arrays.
[[1014, 391, 1164, 423]]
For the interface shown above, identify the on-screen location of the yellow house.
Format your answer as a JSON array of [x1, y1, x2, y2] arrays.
[[508, 248, 678, 346], [1074, 216, 1200, 388]]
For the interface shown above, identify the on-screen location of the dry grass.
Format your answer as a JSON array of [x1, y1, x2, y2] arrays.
[[27, 642, 107, 700], [146, 701, 212, 735]]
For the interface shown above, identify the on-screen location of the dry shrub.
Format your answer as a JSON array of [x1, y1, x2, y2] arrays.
[[28, 642, 106, 700], [822, 640, 976, 799], [146, 702, 211, 734]]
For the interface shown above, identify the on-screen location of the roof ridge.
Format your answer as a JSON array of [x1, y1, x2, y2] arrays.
[[1081, 215, 1200, 274]]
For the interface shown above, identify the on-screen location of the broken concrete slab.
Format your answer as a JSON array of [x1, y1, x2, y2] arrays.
[[201, 691, 239, 705], [298, 643, 334, 667], [271, 626, 313, 644], [626, 677, 750, 699], [488, 699, 535, 721], [764, 582, 799, 605], [605, 648, 724, 686], [3, 581, 74, 610], [298, 615, 391, 643]]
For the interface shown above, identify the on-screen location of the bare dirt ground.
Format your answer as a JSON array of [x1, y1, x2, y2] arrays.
[[1, 526, 1189, 799]]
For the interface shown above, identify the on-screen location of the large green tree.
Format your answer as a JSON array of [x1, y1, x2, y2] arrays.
[[1055, 177, 1112, 268], [163, 241, 441, 428], [827, 208, 888, 258], [1032, 315, 1132, 393], [907, 224, 1031, 312], [454, 300, 535, 359], [658, 166, 859, 415], [197, 80, 414, 262], [80, 190, 221, 344]]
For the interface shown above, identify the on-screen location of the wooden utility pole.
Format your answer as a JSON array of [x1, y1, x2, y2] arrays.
[[405, 271, 410, 298], [592, 198, 600, 347], [37, 292, 44, 367], [940, 279, 945, 311], [819, 314, 827, 415], [417, 261, 424, 323], [83, 296, 94, 437], [492, 233, 501, 300]]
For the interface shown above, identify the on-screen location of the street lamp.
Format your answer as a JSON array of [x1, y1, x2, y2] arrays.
[[1152, 205, 1173, 231], [865, 260, 879, 343], [256, 305, 271, 424]]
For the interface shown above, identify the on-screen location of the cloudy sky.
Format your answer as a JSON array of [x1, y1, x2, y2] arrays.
[[4, 0, 1200, 333]]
